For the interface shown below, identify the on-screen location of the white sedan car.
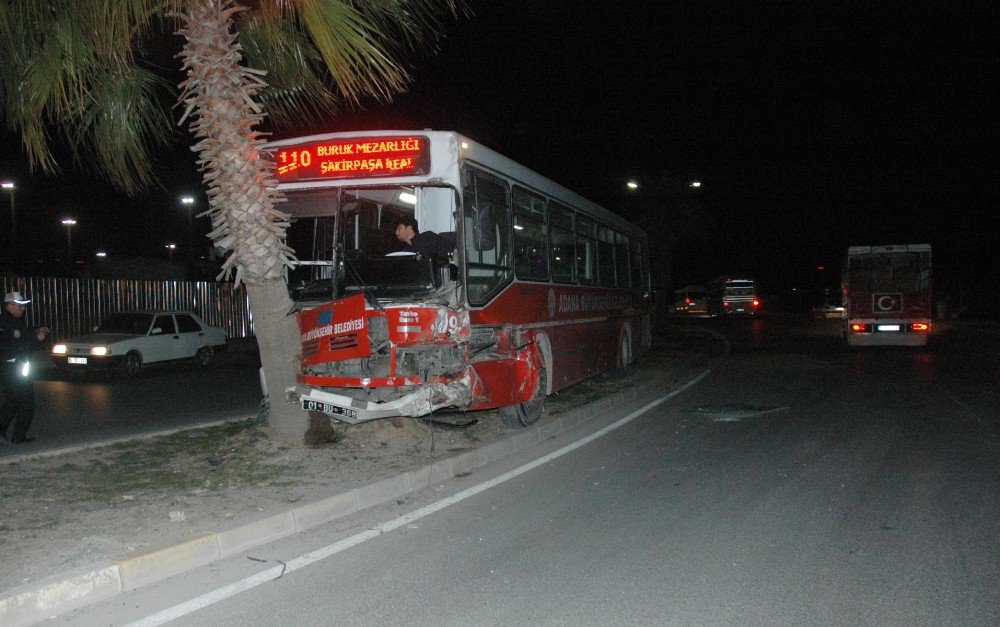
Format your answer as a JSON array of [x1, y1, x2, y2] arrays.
[[52, 310, 227, 375]]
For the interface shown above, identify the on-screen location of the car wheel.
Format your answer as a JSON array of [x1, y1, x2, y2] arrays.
[[499, 363, 546, 428], [121, 352, 142, 377], [196, 346, 213, 367]]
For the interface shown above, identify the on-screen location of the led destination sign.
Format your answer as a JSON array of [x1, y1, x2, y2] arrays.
[[275, 135, 429, 181]]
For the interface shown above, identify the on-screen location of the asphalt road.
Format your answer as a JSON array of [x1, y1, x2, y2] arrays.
[[55, 316, 1000, 625], [1, 343, 263, 454]]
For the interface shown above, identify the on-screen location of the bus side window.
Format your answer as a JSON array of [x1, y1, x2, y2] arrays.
[[577, 217, 597, 285], [597, 225, 616, 286], [472, 203, 497, 251], [549, 202, 575, 283], [462, 166, 513, 305], [630, 239, 645, 289], [512, 186, 548, 281], [615, 232, 630, 288]]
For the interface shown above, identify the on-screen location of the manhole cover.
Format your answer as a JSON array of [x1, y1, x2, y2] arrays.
[[692, 403, 787, 422]]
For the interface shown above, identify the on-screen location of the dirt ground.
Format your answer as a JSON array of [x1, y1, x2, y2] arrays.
[[0, 326, 721, 593]]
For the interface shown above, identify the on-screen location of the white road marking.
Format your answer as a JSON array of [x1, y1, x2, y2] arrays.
[[127, 370, 712, 627]]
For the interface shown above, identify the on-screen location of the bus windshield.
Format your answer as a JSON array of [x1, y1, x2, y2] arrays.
[[284, 185, 458, 303], [724, 280, 755, 298]]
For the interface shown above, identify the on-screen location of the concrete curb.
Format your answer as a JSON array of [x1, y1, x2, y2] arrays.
[[0, 376, 686, 626]]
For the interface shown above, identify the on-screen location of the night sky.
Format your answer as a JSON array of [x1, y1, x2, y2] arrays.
[[1, 1, 997, 300]]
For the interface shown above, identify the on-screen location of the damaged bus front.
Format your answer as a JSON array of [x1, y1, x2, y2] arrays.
[[272, 132, 544, 425], [284, 183, 485, 423]]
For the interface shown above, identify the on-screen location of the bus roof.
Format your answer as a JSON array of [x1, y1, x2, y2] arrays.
[[263, 129, 645, 240], [708, 275, 754, 285], [847, 244, 931, 255]]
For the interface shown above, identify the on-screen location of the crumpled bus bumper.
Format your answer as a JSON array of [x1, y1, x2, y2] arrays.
[[288, 374, 473, 424]]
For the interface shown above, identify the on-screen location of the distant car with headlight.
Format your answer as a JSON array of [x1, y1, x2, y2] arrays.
[[671, 285, 708, 315], [51, 311, 227, 375], [812, 296, 846, 319]]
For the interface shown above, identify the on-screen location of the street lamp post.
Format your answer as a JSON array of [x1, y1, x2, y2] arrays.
[[1, 181, 14, 262], [61, 218, 77, 259], [165, 242, 177, 259], [180, 196, 195, 262]]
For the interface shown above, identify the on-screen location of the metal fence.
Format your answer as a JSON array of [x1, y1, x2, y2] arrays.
[[2, 275, 253, 340]]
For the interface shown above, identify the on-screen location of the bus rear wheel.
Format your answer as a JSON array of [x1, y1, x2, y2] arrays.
[[610, 333, 631, 379], [499, 364, 547, 428]]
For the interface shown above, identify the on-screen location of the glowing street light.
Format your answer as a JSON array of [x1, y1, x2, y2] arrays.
[[1, 180, 15, 261], [689, 180, 702, 188], [61, 218, 77, 258], [165, 242, 177, 259], [626, 180, 639, 190], [180, 196, 195, 261]]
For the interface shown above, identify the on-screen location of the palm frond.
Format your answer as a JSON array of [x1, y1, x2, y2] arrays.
[[73, 66, 175, 195], [349, 0, 463, 51], [0, 0, 176, 192], [239, 13, 341, 128], [295, 0, 410, 104]]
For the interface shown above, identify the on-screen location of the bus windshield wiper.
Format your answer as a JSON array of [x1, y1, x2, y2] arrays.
[[342, 255, 385, 312]]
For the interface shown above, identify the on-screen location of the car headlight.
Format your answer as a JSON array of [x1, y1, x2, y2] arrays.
[[52, 344, 67, 354], [90, 346, 109, 356]]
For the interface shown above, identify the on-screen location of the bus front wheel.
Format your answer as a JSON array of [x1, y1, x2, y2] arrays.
[[499, 364, 547, 428]]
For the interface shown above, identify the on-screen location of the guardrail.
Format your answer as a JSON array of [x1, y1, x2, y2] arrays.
[[2, 275, 253, 339]]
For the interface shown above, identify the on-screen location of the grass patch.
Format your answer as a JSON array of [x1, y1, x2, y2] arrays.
[[3, 419, 305, 512]]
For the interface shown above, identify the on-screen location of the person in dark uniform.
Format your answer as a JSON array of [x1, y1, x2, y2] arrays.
[[394, 215, 454, 256], [0, 291, 49, 444]]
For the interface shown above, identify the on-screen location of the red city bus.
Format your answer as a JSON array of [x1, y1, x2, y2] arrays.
[[266, 130, 652, 427]]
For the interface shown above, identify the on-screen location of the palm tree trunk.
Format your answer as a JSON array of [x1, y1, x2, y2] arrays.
[[246, 281, 304, 442], [177, 0, 304, 442]]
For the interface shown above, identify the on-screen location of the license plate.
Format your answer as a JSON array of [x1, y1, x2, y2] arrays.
[[877, 324, 901, 332], [68, 357, 88, 365], [301, 399, 358, 420]]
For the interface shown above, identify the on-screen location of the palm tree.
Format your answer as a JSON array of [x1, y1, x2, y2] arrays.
[[0, 0, 461, 441]]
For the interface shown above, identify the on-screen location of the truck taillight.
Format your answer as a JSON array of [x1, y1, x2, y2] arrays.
[[910, 322, 930, 332], [851, 323, 871, 333], [722, 301, 729, 307]]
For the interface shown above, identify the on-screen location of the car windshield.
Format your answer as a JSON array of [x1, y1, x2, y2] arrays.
[[97, 313, 153, 335]]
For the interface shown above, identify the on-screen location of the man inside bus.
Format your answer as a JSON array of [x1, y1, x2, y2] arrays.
[[394, 215, 454, 256]]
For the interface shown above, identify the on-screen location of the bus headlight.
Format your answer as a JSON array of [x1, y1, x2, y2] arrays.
[[52, 344, 67, 354], [90, 346, 109, 356]]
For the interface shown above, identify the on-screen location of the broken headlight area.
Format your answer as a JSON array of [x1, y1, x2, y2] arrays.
[[395, 344, 467, 378]]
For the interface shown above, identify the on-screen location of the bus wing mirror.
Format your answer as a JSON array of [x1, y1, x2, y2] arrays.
[[472, 204, 496, 251]]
